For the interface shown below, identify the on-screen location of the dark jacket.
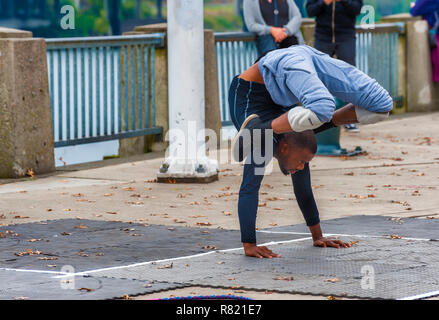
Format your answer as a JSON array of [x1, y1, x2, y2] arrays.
[[306, 0, 363, 42], [410, 0, 439, 36]]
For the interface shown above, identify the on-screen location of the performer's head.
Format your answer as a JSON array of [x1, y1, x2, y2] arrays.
[[274, 130, 316, 175]]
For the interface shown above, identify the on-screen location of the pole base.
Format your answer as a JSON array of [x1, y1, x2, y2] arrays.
[[157, 157, 219, 184]]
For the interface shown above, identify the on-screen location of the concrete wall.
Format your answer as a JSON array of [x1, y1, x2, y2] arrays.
[[382, 14, 438, 112], [0, 27, 55, 178]]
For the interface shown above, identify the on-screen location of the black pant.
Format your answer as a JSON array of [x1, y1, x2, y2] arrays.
[[314, 37, 356, 66]]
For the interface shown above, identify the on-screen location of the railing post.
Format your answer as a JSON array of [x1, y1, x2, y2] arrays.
[[0, 27, 55, 178], [123, 25, 169, 154], [301, 18, 316, 47], [381, 14, 436, 112]]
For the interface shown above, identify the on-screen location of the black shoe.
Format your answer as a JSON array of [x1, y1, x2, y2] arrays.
[[344, 124, 360, 133], [232, 114, 272, 162]]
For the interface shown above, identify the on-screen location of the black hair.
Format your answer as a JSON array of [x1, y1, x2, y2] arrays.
[[254, 49, 277, 64], [278, 130, 317, 154]]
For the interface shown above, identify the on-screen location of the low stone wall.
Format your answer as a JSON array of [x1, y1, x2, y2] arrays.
[[0, 27, 54, 178]]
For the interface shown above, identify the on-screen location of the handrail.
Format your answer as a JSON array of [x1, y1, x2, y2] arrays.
[[46, 33, 166, 49], [214, 32, 256, 42], [214, 22, 406, 42], [356, 22, 406, 34]]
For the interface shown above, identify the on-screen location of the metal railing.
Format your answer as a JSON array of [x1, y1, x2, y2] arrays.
[[215, 32, 258, 127], [214, 22, 405, 126], [356, 22, 405, 108], [46, 33, 165, 148]]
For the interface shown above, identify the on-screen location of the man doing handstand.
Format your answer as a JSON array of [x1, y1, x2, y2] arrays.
[[229, 45, 393, 258]]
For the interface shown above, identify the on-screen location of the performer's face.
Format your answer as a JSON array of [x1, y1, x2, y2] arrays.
[[276, 146, 315, 176]]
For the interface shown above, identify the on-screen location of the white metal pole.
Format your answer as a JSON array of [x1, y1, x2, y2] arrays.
[[158, 0, 218, 183]]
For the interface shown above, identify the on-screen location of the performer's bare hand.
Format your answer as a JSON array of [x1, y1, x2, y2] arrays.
[[313, 237, 351, 248], [243, 243, 281, 259]]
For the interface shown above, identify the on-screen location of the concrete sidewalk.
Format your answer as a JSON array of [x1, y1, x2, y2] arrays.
[[0, 112, 438, 300], [1, 112, 438, 229]]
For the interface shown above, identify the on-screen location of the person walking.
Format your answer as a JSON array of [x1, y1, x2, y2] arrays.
[[306, 0, 363, 132], [244, 0, 305, 56]]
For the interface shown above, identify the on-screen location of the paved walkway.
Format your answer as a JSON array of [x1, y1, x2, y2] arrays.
[[0, 112, 438, 300]]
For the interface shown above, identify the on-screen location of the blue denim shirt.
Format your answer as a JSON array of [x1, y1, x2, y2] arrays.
[[258, 45, 394, 123]]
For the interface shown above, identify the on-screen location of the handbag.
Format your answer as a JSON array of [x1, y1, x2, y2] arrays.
[[430, 11, 439, 48]]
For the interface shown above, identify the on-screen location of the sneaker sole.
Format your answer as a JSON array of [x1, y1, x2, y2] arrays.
[[231, 114, 259, 162]]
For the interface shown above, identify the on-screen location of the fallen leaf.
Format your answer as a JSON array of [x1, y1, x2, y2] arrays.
[[223, 211, 232, 216], [324, 278, 340, 283], [60, 232, 71, 236], [326, 296, 341, 300], [157, 263, 173, 269], [25, 168, 35, 178], [74, 224, 88, 230], [78, 288, 94, 292], [71, 193, 84, 198], [200, 244, 217, 250], [78, 250, 88, 257], [273, 276, 294, 281], [264, 290, 273, 294], [173, 219, 186, 224], [196, 222, 212, 226], [350, 240, 359, 246]]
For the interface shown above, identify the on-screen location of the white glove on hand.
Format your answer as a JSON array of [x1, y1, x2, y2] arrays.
[[288, 106, 324, 132]]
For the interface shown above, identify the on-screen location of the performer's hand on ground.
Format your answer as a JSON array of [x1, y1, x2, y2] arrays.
[[243, 243, 281, 259], [313, 237, 351, 249]]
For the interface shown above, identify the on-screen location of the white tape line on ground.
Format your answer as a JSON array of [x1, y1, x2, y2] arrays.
[[399, 290, 439, 300], [53, 251, 217, 279], [0, 267, 67, 275], [257, 230, 434, 242], [218, 237, 313, 253], [53, 236, 313, 279]]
